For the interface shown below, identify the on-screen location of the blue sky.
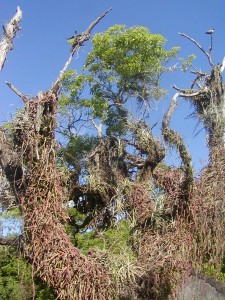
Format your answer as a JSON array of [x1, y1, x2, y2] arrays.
[[0, 0, 224, 171]]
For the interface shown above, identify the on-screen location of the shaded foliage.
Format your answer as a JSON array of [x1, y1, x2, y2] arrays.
[[0, 246, 55, 300]]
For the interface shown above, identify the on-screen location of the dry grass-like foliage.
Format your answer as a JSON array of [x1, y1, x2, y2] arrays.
[[0, 168, 15, 210], [90, 246, 142, 300], [136, 225, 193, 299], [83, 142, 225, 300], [9, 91, 114, 300], [131, 148, 225, 299], [190, 148, 225, 267], [3, 78, 224, 300], [87, 166, 113, 203]]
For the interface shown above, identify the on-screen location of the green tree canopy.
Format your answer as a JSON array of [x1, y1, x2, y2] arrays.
[[60, 25, 179, 137]]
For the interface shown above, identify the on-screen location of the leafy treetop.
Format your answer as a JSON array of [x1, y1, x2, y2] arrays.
[[60, 25, 179, 137]]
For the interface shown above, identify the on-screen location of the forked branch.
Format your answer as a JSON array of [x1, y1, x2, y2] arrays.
[[52, 8, 112, 91], [179, 32, 214, 67]]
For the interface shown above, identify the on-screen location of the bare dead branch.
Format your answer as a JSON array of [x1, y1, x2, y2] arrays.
[[5, 81, 29, 103], [90, 118, 102, 138], [52, 8, 112, 91], [4, 9, 112, 102], [172, 84, 208, 98], [190, 71, 210, 89], [220, 56, 225, 73], [190, 70, 209, 77], [162, 93, 179, 129], [179, 32, 214, 67], [0, 6, 22, 71]]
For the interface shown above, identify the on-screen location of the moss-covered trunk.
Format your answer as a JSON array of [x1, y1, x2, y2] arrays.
[[2, 90, 114, 300]]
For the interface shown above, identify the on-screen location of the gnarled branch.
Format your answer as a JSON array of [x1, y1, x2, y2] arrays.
[[179, 32, 214, 67], [162, 93, 193, 197]]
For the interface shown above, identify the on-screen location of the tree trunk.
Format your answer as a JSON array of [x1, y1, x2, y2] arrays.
[[0, 90, 114, 300]]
